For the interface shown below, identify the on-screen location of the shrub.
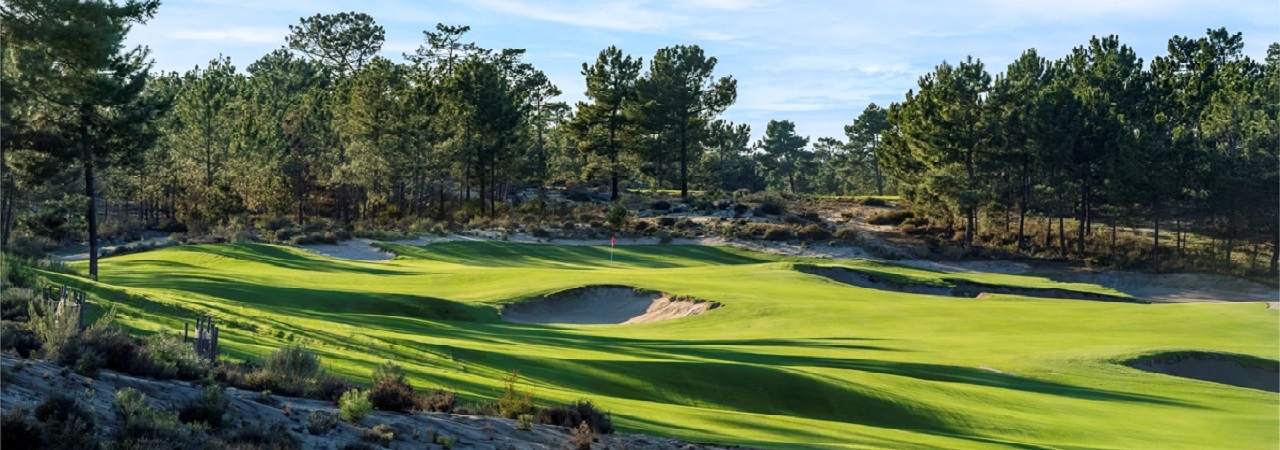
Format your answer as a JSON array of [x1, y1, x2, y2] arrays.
[[2, 407, 46, 449], [307, 410, 339, 435], [79, 325, 137, 372], [178, 385, 231, 429], [515, 414, 534, 431], [263, 345, 324, 394], [651, 200, 671, 210], [565, 190, 592, 203], [530, 227, 551, 238], [417, 389, 456, 413], [605, 205, 629, 229], [224, 422, 299, 450], [362, 424, 395, 447], [2, 322, 42, 358], [370, 360, 406, 385], [657, 217, 676, 227], [860, 197, 887, 207], [782, 214, 808, 225], [569, 421, 595, 450], [307, 375, 357, 402], [801, 210, 821, 221], [34, 392, 95, 433], [1, 287, 36, 321], [537, 400, 613, 434], [754, 201, 783, 216], [866, 210, 914, 226], [340, 443, 381, 450], [797, 224, 831, 241], [339, 389, 373, 423], [368, 378, 418, 413], [435, 434, 457, 449], [497, 370, 535, 419], [631, 220, 651, 232], [834, 227, 859, 241], [658, 231, 673, 244], [763, 226, 794, 242], [28, 298, 81, 360], [132, 332, 204, 380], [731, 203, 749, 215]]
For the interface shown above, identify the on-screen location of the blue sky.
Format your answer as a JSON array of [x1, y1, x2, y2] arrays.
[[125, 0, 1278, 142]]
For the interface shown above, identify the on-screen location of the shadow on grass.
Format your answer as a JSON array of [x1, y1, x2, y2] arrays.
[[172, 244, 406, 275], [389, 241, 772, 269]]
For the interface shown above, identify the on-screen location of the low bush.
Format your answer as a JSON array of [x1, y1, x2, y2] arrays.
[[339, 389, 373, 423], [2, 407, 46, 449], [307, 410, 339, 435], [763, 226, 794, 242], [2, 322, 42, 358], [537, 400, 613, 434], [800, 210, 821, 221], [515, 414, 534, 431], [657, 216, 677, 227], [497, 370, 535, 419], [1, 287, 36, 321], [530, 227, 551, 238], [834, 227, 859, 242], [417, 389, 456, 413], [131, 332, 204, 380], [731, 203, 749, 215], [651, 200, 671, 210], [754, 201, 784, 216], [631, 220, 651, 232], [370, 360, 406, 385], [368, 378, 418, 413], [224, 422, 299, 450], [178, 385, 231, 429], [262, 345, 324, 396], [866, 210, 915, 226], [860, 197, 888, 207], [796, 224, 831, 241], [307, 375, 357, 402], [569, 421, 595, 450], [605, 205, 629, 229], [362, 424, 395, 447]]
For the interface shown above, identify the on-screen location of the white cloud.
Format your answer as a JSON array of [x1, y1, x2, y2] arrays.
[[692, 31, 738, 42], [467, 0, 683, 32], [681, 0, 764, 11], [170, 27, 285, 44]]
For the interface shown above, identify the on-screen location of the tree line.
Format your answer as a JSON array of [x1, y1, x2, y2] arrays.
[[2, 0, 1275, 276], [874, 30, 1278, 273]]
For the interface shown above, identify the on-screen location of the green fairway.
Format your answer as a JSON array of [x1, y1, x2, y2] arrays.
[[58, 242, 1278, 449]]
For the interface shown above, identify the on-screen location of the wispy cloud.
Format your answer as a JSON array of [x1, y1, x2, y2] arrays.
[[466, 0, 683, 32], [170, 27, 285, 44]]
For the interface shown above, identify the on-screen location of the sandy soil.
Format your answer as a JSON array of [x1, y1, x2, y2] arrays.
[[299, 238, 397, 261], [53, 232, 171, 262], [0, 354, 741, 450], [1125, 352, 1279, 393], [501, 286, 718, 325], [799, 265, 1134, 301]]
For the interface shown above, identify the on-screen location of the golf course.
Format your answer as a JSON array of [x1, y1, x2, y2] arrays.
[[49, 241, 1278, 449]]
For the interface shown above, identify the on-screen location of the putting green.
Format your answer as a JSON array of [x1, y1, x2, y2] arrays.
[[54, 242, 1278, 449]]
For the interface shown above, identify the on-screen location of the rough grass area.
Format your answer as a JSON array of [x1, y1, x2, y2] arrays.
[[45, 242, 1280, 449]]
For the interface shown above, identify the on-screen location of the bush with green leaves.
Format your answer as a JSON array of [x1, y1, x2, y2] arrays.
[[866, 209, 914, 226], [796, 224, 831, 241], [368, 378, 418, 413], [178, 385, 231, 429], [263, 345, 324, 395], [362, 424, 395, 447], [497, 370, 535, 419], [306, 410, 339, 435], [339, 389, 373, 423], [131, 332, 204, 380], [605, 205, 629, 229], [537, 400, 613, 434]]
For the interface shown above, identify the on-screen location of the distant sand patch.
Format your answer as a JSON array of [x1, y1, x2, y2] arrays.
[[501, 286, 719, 325], [798, 265, 1134, 302], [1125, 351, 1279, 393]]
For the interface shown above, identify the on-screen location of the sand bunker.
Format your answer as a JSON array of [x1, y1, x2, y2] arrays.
[[501, 286, 720, 325], [798, 265, 1134, 301], [1125, 352, 1279, 393]]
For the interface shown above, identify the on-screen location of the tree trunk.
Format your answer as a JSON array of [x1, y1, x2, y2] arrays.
[[872, 139, 883, 196], [679, 127, 689, 199], [1015, 201, 1027, 254], [1058, 216, 1066, 259], [1044, 216, 1052, 250], [1152, 204, 1161, 274], [81, 104, 100, 281]]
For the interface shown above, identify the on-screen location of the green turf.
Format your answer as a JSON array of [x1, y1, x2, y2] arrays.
[[56, 242, 1278, 449]]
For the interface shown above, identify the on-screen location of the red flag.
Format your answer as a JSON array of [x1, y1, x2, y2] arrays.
[[611, 236, 616, 246]]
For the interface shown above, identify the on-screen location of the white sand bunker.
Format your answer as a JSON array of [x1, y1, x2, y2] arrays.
[[501, 286, 720, 325], [1125, 352, 1279, 393]]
